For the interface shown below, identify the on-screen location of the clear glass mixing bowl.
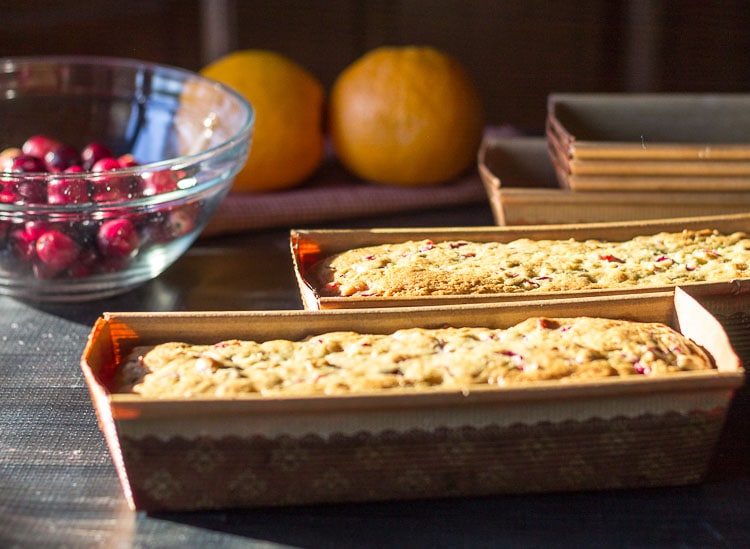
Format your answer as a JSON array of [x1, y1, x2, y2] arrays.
[[0, 56, 254, 301]]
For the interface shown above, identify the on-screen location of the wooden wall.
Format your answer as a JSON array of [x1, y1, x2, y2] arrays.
[[3, 0, 750, 132]]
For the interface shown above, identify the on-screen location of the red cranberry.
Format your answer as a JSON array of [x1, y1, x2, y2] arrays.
[[8, 229, 36, 262], [45, 143, 81, 173], [5, 175, 47, 204], [24, 221, 53, 241], [66, 262, 94, 278], [47, 167, 90, 205], [164, 205, 198, 238], [81, 142, 113, 170], [0, 179, 19, 204], [117, 154, 139, 168], [97, 218, 139, 257], [7, 155, 47, 203], [91, 178, 135, 202], [67, 248, 99, 278], [22, 135, 61, 160], [90, 158, 132, 202], [140, 169, 179, 196], [0, 135, 157, 280], [10, 154, 46, 173], [97, 255, 129, 273], [91, 157, 121, 172], [36, 230, 80, 270]]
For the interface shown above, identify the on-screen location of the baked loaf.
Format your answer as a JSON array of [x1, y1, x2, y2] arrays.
[[310, 229, 750, 297], [115, 317, 713, 398]]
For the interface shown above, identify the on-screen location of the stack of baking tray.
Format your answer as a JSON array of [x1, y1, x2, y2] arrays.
[[547, 93, 750, 191], [480, 93, 750, 225]]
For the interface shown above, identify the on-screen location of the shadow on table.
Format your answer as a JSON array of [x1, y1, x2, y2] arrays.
[[149, 483, 749, 548]]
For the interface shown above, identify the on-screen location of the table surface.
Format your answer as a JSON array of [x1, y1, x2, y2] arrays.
[[1, 202, 749, 549]]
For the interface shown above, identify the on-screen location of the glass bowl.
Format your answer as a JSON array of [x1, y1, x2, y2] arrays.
[[0, 56, 254, 301]]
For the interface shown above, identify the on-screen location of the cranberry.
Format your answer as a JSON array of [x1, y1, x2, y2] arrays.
[[97, 218, 139, 257], [81, 142, 113, 170], [90, 158, 132, 202], [4, 175, 47, 204], [6, 155, 48, 203], [10, 154, 46, 173], [67, 248, 99, 278], [97, 255, 129, 273], [0, 134, 164, 281], [47, 167, 90, 205], [70, 220, 100, 245], [164, 205, 198, 238], [22, 135, 61, 160], [24, 182, 47, 204], [8, 229, 36, 262], [24, 221, 53, 241], [92, 178, 135, 202], [117, 154, 139, 168], [45, 143, 81, 172], [0, 179, 19, 203], [599, 254, 625, 263], [91, 157, 121, 172], [36, 230, 80, 270], [140, 169, 179, 196], [66, 261, 94, 278]]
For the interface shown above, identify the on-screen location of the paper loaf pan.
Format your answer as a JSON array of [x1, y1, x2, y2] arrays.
[[291, 213, 750, 310], [80, 289, 744, 511], [547, 93, 750, 191], [478, 137, 750, 226]]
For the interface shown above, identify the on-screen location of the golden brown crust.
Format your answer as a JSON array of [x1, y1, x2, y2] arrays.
[[310, 230, 750, 297], [114, 317, 713, 398]]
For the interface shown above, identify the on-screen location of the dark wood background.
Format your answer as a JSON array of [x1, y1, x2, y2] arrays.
[[3, 0, 750, 132]]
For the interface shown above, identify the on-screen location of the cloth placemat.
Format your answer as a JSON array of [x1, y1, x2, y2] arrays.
[[202, 160, 488, 236], [201, 126, 523, 236]]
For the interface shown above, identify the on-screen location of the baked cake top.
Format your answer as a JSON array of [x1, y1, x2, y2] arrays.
[[310, 229, 750, 297], [115, 316, 713, 398]]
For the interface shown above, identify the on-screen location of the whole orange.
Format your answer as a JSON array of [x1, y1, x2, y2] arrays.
[[328, 46, 484, 186], [201, 50, 325, 192]]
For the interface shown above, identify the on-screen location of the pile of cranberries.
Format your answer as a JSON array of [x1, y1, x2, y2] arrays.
[[0, 135, 199, 282]]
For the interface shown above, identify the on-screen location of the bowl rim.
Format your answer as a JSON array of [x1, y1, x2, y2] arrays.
[[0, 54, 254, 207]]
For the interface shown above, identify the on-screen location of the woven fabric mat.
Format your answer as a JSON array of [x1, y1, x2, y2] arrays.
[[202, 161, 487, 236]]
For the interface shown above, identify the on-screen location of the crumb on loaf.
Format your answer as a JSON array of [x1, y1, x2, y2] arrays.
[[309, 229, 750, 297], [114, 317, 713, 398]]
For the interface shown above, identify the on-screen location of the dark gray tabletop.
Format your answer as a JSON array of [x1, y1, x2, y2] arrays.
[[1, 203, 749, 548]]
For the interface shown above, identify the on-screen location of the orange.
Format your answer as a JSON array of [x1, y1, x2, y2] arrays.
[[328, 46, 484, 186], [201, 50, 325, 192]]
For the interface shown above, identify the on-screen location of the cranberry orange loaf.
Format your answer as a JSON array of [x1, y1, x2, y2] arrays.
[[115, 317, 713, 398], [310, 229, 750, 297]]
